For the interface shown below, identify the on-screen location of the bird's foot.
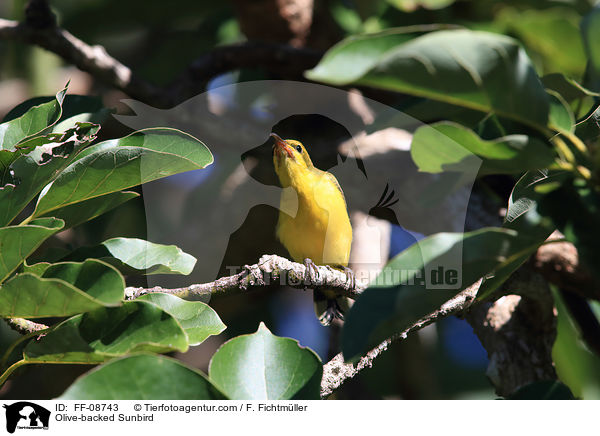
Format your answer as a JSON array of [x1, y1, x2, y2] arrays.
[[319, 299, 345, 326], [303, 258, 320, 290], [342, 266, 356, 291]]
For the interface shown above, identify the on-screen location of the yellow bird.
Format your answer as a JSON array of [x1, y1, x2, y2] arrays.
[[271, 133, 353, 326]]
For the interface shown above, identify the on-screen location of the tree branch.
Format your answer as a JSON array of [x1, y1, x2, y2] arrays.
[[0, 18, 168, 105], [2, 246, 573, 399], [0, 17, 322, 107], [319, 280, 481, 398], [169, 41, 321, 103], [125, 254, 362, 300], [466, 267, 558, 397], [532, 231, 600, 301]]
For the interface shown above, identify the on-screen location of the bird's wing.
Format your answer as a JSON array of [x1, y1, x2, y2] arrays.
[[323, 171, 347, 208]]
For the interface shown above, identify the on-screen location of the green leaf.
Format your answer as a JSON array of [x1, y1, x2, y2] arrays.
[[1, 122, 100, 173], [42, 259, 124, 303], [102, 237, 196, 275], [542, 73, 599, 119], [505, 170, 551, 229], [52, 95, 110, 132], [138, 293, 226, 345], [0, 123, 100, 226], [2, 97, 56, 123], [34, 128, 213, 217], [575, 104, 600, 141], [305, 26, 438, 85], [4, 93, 92, 122], [307, 29, 550, 132], [342, 228, 534, 361], [59, 354, 226, 399], [24, 301, 189, 363], [476, 170, 559, 301], [0, 217, 64, 283], [39, 191, 139, 229], [385, 0, 455, 12], [67, 237, 197, 275], [3, 94, 109, 132], [504, 169, 571, 235], [21, 261, 52, 276], [410, 122, 556, 175], [547, 90, 575, 134], [0, 259, 123, 318], [581, 6, 600, 92], [507, 380, 575, 400], [497, 7, 586, 78], [209, 323, 322, 399], [0, 86, 67, 150]]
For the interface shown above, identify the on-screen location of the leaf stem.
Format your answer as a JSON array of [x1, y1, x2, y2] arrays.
[[564, 132, 588, 155], [539, 237, 568, 246], [18, 213, 34, 226], [1, 327, 48, 371], [551, 136, 576, 164], [0, 359, 27, 387]]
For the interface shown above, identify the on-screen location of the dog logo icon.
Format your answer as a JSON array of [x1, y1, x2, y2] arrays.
[[3, 402, 50, 433]]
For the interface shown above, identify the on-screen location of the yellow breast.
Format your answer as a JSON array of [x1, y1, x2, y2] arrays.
[[276, 170, 352, 267]]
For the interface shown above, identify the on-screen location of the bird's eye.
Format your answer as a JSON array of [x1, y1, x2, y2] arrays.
[[296, 145, 302, 153]]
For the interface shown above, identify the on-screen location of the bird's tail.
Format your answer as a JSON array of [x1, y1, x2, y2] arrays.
[[314, 289, 349, 326]]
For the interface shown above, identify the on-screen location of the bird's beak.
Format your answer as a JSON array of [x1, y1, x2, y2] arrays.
[[270, 133, 293, 158]]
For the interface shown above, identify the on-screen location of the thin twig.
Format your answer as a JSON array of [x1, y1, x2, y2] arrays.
[[319, 280, 481, 398]]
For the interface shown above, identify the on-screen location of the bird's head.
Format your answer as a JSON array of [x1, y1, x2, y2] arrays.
[[271, 133, 314, 186]]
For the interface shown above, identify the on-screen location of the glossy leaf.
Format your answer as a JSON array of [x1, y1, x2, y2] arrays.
[[102, 237, 196, 275], [2, 97, 56, 123], [0, 259, 123, 318], [498, 7, 586, 78], [51, 95, 110, 132], [0, 86, 67, 151], [575, 105, 600, 141], [542, 74, 598, 118], [42, 259, 124, 303], [411, 122, 556, 175], [342, 228, 535, 361], [0, 123, 100, 226], [34, 128, 213, 217], [547, 90, 575, 134], [3, 94, 109, 139], [307, 29, 550, 131], [21, 262, 52, 276], [138, 293, 226, 345], [24, 301, 189, 363], [209, 323, 322, 400], [2, 94, 100, 125], [67, 237, 197, 275], [59, 354, 226, 400], [305, 26, 439, 84], [581, 6, 600, 91], [0, 217, 64, 283], [40, 191, 139, 229]]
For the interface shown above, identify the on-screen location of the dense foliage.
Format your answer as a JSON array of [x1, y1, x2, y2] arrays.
[[1, 0, 599, 399]]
